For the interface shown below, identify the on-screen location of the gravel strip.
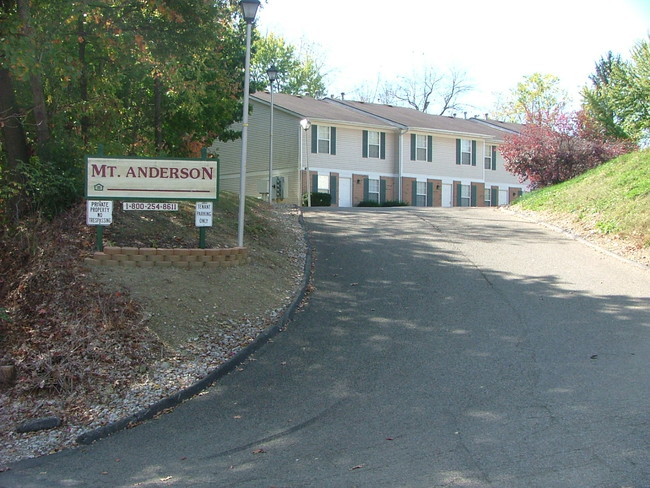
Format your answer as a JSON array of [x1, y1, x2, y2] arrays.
[[0, 206, 308, 468]]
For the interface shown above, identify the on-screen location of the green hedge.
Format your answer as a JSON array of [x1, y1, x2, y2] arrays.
[[303, 192, 331, 206], [357, 200, 408, 207]]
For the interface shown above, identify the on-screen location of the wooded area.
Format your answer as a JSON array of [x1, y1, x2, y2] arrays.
[[0, 0, 252, 223]]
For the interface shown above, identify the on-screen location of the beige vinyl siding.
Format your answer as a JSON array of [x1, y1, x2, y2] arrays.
[[209, 102, 304, 203], [485, 146, 521, 185], [404, 134, 485, 179], [306, 126, 396, 175]]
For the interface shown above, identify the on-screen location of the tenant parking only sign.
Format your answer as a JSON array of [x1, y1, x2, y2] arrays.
[[195, 202, 213, 227], [86, 156, 219, 201]]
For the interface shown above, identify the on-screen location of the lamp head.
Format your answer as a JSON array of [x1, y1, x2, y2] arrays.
[[240, 0, 260, 23], [300, 118, 311, 131], [267, 65, 279, 83]]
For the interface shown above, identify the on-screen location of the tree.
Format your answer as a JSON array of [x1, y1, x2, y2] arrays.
[[583, 37, 650, 144], [582, 52, 630, 140], [616, 38, 650, 143], [500, 110, 633, 189], [495, 73, 569, 125], [251, 34, 327, 97], [0, 0, 249, 222], [367, 67, 472, 115]]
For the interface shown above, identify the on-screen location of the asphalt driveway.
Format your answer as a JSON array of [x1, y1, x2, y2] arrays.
[[1, 207, 649, 487]]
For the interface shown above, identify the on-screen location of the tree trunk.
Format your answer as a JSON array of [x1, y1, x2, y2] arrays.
[[17, 0, 50, 149], [154, 75, 163, 152], [0, 67, 30, 221], [0, 69, 30, 171], [78, 17, 89, 144]]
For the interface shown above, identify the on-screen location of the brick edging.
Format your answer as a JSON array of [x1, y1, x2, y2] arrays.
[[85, 246, 248, 268]]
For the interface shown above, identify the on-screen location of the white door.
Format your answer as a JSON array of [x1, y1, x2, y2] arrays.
[[338, 177, 352, 207], [499, 189, 508, 205], [442, 184, 453, 208]]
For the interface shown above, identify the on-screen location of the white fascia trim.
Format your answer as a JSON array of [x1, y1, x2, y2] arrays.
[[406, 128, 496, 140]]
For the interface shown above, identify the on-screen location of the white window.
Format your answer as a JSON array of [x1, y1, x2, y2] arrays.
[[461, 139, 472, 165], [485, 144, 496, 170], [318, 174, 330, 193], [318, 125, 331, 154], [368, 131, 380, 158], [484, 145, 493, 169], [368, 178, 380, 203], [484, 186, 491, 206], [416, 135, 428, 161], [460, 184, 471, 207], [416, 182, 427, 207]]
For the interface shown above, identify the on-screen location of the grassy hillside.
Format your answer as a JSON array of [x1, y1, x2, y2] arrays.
[[512, 149, 650, 249]]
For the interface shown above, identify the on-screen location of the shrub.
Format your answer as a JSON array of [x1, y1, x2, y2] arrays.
[[357, 200, 408, 207], [303, 192, 331, 206]]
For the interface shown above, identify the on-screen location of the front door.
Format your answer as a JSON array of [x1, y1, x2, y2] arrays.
[[339, 177, 352, 207], [442, 184, 453, 208]]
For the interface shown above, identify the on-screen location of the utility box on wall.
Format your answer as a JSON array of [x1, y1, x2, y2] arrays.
[[274, 176, 286, 200]]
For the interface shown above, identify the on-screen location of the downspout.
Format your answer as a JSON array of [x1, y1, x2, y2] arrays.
[[299, 124, 304, 202], [398, 128, 408, 202]]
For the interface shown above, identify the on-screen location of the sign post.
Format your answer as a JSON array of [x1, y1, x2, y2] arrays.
[[195, 202, 213, 249]]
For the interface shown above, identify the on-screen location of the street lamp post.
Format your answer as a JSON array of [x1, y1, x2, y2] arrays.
[[237, 0, 260, 248], [267, 65, 278, 204], [300, 118, 312, 207]]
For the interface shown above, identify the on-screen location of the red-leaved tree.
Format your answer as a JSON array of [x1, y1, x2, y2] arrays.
[[500, 110, 634, 189]]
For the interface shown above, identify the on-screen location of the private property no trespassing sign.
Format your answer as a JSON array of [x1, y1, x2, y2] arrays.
[[85, 157, 218, 201]]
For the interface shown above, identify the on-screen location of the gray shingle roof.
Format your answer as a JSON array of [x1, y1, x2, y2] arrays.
[[252, 92, 393, 128], [335, 100, 513, 139], [253, 92, 521, 140]]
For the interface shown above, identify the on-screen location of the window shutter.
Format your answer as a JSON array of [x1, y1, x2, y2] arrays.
[[330, 127, 336, 155], [411, 181, 418, 206], [311, 125, 318, 154], [470, 184, 477, 206], [427, 136, 433, 162], [491, 187, 498, 207], [471, 140, 477, 166], [311, 174, 318, 194], [492, 147, 497, 171], [363, 178, 369, 201], [380, 179, 387, 204], [380, 132, 386, 159], [427, 182, 434, 207], [411, 134, 416, 160], [330, 175, 337, 204], [456, 183, 462, 206], [362, 130, 368, 158], [456, 139, 461, 165]]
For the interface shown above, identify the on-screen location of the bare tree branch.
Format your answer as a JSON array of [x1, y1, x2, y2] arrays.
[[438, 68, 473, 115]]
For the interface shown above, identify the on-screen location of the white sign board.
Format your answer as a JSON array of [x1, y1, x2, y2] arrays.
[[195, 202, 213, 227], [86, 200, 113, 226], [86, 157, 218, 200]]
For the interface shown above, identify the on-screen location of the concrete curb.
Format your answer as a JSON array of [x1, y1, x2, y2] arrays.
[[76, 208, 313, 445]]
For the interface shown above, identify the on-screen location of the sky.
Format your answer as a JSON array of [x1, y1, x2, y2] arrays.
[[256, 0, 650, 116]]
